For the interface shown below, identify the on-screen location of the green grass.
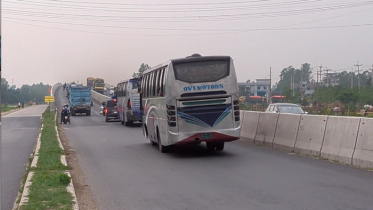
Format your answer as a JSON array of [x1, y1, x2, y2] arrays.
[[19, 109, 73, 210], [20, 171, 73, 210], [1, 104, 19, 112]]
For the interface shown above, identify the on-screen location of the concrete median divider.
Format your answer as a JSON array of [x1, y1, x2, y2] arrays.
[[320, 116, 361, 165], [240, 111, 260, 143], [272, 114, 301, 152], [240, 110, 245, 125], [254, 112, 279, 146], [91, 90, 110, 104], [294, 114, 328, 156], [352, 118, 373, 169]]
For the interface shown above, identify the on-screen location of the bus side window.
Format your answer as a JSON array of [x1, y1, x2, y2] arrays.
[[156, 70, 161, 97], [149, 72, 153, 97], [162, 68, 166, 96], [124, 82, 128, 96], [159, 68, 165, 97], [152, 71, 157, 97], [144, 74, 149, 98]]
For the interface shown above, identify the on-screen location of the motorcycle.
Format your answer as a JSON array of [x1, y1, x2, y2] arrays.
[[63, 114, 71, 124]]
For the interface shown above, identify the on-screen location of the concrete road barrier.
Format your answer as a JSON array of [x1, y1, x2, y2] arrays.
[[91, 90, 110, 104], [272, 114, 301, 152], [352, 118, 373, 169], [320, 116, 361, 164], [294, 115, 328, 156], [240, 111, 260, 143], [254, 112, 279, 146], [239, 110, 245, 125]]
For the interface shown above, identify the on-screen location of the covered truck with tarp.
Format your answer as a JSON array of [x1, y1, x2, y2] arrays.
[[68, 85, 92, 116], [87, 77, 94, 88]]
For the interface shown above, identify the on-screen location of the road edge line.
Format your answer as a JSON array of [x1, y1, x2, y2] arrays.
[[18, 171, 34, 208], [55, 110, 79, 209], [65, 172, 79, 210]]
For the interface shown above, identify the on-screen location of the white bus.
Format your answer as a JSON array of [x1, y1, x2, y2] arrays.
[[115, 78, 142, 126], [139, 54, 241, 153]]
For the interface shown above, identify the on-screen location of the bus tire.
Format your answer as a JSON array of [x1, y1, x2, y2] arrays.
[[206, 142, 215, 151], [157, 128, 169, 153], [216, 142, 225, 151]]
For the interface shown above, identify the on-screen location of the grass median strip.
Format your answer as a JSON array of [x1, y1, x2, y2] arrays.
[[19, 109, 74, 210]]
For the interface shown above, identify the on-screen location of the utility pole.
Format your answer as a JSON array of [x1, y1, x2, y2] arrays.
[[351, 71, 354, 88], [316, 65, 322, 111], [370, 64, 373, 87], [269, 67, 272, 104], [291, 73, 294, 96], [354, 62, 362, 91], [324, 68, 330, 87]]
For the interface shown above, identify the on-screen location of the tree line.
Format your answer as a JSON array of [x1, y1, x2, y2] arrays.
[[1, 78, 51, 105], [273, 63, 373, 107]]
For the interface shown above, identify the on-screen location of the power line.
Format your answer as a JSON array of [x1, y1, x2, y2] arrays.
[[4, 0, 372, 14], [5, 4, 373, 24], [2, 0, 327, 11], [22, 0, 318, 6], [4, 16, 373, 35]]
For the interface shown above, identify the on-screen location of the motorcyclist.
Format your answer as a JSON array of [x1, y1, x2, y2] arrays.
[[60, 105, 70, 124]]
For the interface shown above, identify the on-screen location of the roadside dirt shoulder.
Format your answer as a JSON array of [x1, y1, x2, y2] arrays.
[[58, 127, 99, 210]]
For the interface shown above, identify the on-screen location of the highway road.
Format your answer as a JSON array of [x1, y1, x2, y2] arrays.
[[55, 87, 373, 210], [1, 105, 48, 210]]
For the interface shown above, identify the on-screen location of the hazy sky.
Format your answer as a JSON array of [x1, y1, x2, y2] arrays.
[[2, 0, 373, 87]]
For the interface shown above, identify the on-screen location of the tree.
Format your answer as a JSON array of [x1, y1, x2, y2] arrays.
[[132, 63, 151, 78], [337, 90, 359, 104], [1, 78, 50, 104], [275, 63, 313, 94]]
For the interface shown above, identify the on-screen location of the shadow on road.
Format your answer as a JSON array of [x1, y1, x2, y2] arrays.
[[146, 143, 236, 159]]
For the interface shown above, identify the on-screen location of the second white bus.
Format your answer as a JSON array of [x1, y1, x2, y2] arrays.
[[116, 78, 142, 126], [139, 54, 241, 153]]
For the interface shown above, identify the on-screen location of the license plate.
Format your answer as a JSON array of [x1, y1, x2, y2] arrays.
[[201, 133, 212, 139], [113, 111, 117, 113]]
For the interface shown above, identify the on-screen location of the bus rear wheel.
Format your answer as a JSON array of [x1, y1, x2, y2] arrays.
[[206, 142, 215, 151], [157, 129, 169, 153], [216, 142, 225, 151]]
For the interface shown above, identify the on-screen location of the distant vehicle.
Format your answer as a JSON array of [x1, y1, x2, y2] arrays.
[[68, 85, 92, 116], [87, 77, 94, 87], [139, 54, 241, 153], [109, 87, 115, 95], [116, 78, 142, 126], [102, 99, 119, 122], [93, 78, 105, 94], [265, 103, 306, 114]]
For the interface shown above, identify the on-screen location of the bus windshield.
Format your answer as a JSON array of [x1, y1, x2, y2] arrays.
[[95, 82, 104, 87], [173, 60, 229, 83]]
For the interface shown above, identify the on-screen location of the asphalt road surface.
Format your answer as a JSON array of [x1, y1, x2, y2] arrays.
[[55, 87, 373, 210], [1, 105, 48, 210]]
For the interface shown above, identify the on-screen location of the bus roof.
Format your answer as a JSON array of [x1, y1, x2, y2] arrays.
[[143, 55, 232, 75]]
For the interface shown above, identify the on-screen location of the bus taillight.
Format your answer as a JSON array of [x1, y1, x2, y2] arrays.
[[166, 104, 176, 127], [167, 105, 175, 110], [127, 99, 131, 109], [233, 100, 240, 121]]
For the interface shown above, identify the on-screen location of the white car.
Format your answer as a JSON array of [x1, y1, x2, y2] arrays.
[[266, 103, 307, 114]]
